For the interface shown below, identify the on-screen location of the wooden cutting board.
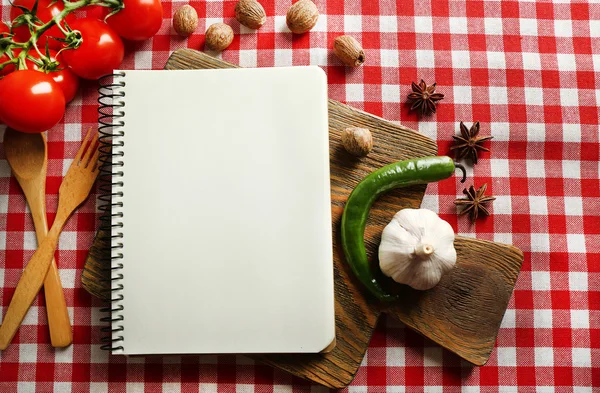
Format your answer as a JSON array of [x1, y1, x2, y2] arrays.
[[83, 49, 523, 389]]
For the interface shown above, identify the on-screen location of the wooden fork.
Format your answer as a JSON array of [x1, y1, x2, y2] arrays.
[[0, 129, 100, 350]]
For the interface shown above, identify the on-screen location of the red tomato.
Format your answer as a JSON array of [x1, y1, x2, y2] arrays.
[[0, 22, 15, 76], [61, 18, 124, 80], [10, 0, 76, 50], [0, 70, 66, 133], [26, 50, 79, 103], [106, 0, 163, 41]]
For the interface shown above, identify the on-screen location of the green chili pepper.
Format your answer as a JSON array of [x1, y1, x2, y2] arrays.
[[340, 156, 466, 302]]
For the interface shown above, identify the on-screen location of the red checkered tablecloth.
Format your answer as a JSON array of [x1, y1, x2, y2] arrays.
[[1, 0, 598, 391]]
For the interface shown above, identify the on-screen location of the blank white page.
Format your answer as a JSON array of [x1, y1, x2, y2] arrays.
[[111, 67, 334, 355]]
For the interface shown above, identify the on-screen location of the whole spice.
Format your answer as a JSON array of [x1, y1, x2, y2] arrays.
[[235, 0, 267, 30], [407, 79, 444, 116], [286, 0, 319, 34], [333, 35, 365, 67], [450, 121, 493, 164], [173, 5, 198, 37], [341, 127, 372, 156], [205, 23, 234, 52], [379, 209, 457, 290], [341, 156, 466, 301], [455, 183, 495, 223]]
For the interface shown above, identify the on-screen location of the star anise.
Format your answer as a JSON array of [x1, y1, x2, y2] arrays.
[[455, 183, 495, 223], [450, 122, 493, 164], [407, 79, 444, 116]]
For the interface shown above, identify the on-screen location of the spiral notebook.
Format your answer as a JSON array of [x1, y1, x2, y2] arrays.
[[98, 67, 335, 355]]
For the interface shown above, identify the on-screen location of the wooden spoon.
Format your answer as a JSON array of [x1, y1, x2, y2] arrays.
[[3, 129, 72, 347]]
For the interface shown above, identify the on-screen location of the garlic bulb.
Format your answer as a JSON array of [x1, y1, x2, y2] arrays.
[[378, 208, 456, 290]]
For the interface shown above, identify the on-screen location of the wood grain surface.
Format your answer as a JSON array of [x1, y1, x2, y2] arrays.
[[83, 49, 523, 389]]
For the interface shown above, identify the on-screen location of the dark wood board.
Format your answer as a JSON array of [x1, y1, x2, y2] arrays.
[[83, 49, 523, 389]]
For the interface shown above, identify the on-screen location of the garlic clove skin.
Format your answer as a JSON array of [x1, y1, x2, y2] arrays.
[[379, 208, 456, 290]]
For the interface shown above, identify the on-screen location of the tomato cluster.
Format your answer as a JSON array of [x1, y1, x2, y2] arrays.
[[0, 0, 163, 133]]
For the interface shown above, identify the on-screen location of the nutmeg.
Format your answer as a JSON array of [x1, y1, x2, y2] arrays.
[[235, 0, 267, 30], [341, 127, 373, 157], [333, 35, 365, 67], [173, 5, 198, 37], [286, 0, 319, 34], [205, 23, 234, 52]]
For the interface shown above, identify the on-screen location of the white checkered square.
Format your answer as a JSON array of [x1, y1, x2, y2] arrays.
[[462, 386, 481, 393], [310, 48, 328, 66], [416, 50, 435, 68], [501, 308, 516, 328], [239, 50, 258, 67], [380, 50, 399, 67], [414, 16, 433, 33], [272, 386, 293, 393], [526, 160, 546, 177], [22, 306, 39, 325], [236, 384, 254, 393], [571, 310, 589, 328], [489, 86, 508, 104], [590, 20, 600, 37], [59, 269, 77, 290], [449, 17, 468, 34], [535, 347, 554, 366], [557, 54, 577, 71], [349, 387, 368, 393], [17, 382, 36, 393], [554, 19, 573, 37], [134, 50, 153, 69], [386, 347, 405, 366], [520, 19, 538, 36], [491, 159, 510, 177], [312, 14, 327, 32], [497, 347, 517, 366], [560, 88, 579, 107], [379, 16, 397, 33], [54, 383, 71, 393], [453, 86, 472, 104], [564, 197, 583, 216], [126, 383, 144, 392], [346, 84, 364, 101], [274, 49, 293, 67], [344, 15, 363, 32], [487, 52, 507, 69], [567, 234, 586, 253], [568, 272, 588, 291], [572, 347, 592, 367], [563, 124, 582, 142], [536, 387, 554, 393], [532, 271, 551, 290], [382, 85, 400, 103], [19, 343, 37, 363], [451, 51, 470, 68], [162, 383, 181, 393], [522, 52, 542, 70], [274, 15, 290, 33], [525, 87, 544, 105], [562, 160, 580, 178], [494, 233, 513, 244], [23, 231, 37, 251], [64, 124, 82, 142], [58, 231, 78, 250], [531, 233, 550, 252], [55, 344, 74, 363], [484, 18, 503, 35], [90, 383, 109, 393], [534, 309, 553, 328], [527, 123, 546, 141], [529, 196, 548, 215]]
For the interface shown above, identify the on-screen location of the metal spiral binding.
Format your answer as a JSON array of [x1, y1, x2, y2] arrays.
[[97, 72, 126, 352]]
